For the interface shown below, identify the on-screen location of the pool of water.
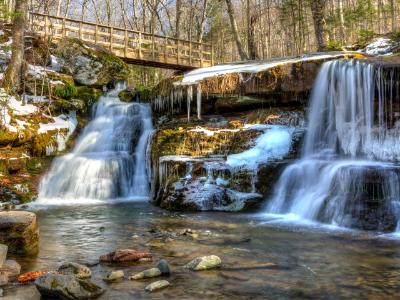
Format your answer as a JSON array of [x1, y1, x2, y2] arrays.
[[6, 202, 400, 299]]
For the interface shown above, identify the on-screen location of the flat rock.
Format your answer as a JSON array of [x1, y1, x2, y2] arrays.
[[58, 262, 92, 279], [185, 255, 222, 271], [145, 280, 170, 292], [35, 273, 105, 299], [104, 270, 124, 282], [1, 259, 21, 279], [129, 268, 161, 280], [99, 249, 152, 263], [157, 259, 171, 275], [0, 244, 7, 268], [0, 211, 39, 255]]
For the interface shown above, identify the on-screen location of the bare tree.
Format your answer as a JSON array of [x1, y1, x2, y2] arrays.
[[311, 0, 327, 51], [4, 0, 28, 94], [225, 0, 248, 60]]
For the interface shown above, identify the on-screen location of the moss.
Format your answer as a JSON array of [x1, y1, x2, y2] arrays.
[[0, 129, 18, 146], [135, 85, 152, 102], [46, 72, 75, 85], [26, 159, 42, 172], [53, 82, 77, 100], [76, 86, 102, 106], [32, 132, 56, 157], [118, 89, 135, 102]]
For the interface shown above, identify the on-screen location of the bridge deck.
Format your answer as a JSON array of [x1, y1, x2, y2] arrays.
[[29, 13, 214, 71]]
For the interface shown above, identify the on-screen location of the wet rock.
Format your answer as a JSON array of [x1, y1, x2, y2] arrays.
[[58, 262, 92, 279], [1, 259, 21, 279], [99, 249, 152, 263], [145, 280, 170, 292], [185, 255, 222, 271], [162, 178, 263, 212], [118, 88, 136, 102], [0, 211, 39, 255], [35, 273, 105, 299], [0, 245, 7, 267], [157, 259, 171, 275], [55, 38, 129, 87], [0, 288, 2, 297], [129, 268, 161, 280], [104, 270, 124, 282]]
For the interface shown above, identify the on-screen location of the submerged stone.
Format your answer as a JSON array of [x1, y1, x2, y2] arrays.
[[144, 280, 170, 292], [104, 270, 124, 282], [99, 249, 152, 263], [185, 255, 222, 271], [157, 259, 171, 275], [129, 267, 161, 280]]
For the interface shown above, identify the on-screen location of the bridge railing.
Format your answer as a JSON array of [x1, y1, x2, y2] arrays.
[[29, 12, 214, 69]]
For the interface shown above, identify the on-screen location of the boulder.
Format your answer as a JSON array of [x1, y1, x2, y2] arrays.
[[104, 270, 124, 282], [55, 38, 130, 87], [0, 259, 21, 279], [35, 273, 105, 299], [144, 280, 170, 292], [129, 268, 161, 280], [185, 255, 222, 271], [58, 262, 92, 279], [99, 249, 152, 263], [118, 88, 136, 102], [156, 259, 171, 275], [0, 211, 39, 255]]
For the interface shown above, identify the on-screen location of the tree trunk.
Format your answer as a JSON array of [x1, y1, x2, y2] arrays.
[[175, 0, 182, 38], [310, 0, 327, 51], [338, 0, 345, 42], [198, 0, 208, 42], [225, 0, 248, 60], [4, 0, 27, 94], [390, 0, 396, 32]]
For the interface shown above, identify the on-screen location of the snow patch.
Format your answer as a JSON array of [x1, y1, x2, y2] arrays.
[[365, 38, 395, 55], [227, 125, 293, 169], [181, 53, 348, 84]]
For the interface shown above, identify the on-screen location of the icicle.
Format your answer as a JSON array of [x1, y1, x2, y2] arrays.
[[187, 85, 192, 122], [197, 83, 202, 120]]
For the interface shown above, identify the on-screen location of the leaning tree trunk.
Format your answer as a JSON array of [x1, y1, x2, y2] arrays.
[[225, 0, 248, 61], [310, 0, 327, 51], [4, 0, 27, 94]]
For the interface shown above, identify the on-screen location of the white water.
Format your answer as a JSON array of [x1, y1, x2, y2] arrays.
[[266, 60, 400, 232], [36, 83, 154, 205]]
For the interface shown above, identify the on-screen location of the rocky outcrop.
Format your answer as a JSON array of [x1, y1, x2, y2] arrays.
[[150, 112, 304, 212], [152, 52, 366, 115], [0, 211, 39, 255], [55, 38, 130, 87], [35, 273, 105, 299]]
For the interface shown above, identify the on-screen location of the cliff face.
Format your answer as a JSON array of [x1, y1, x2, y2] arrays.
[[151, 52, 366, 115]]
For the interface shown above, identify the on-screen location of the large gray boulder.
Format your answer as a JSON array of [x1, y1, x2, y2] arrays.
[[0, 211, 39, 255], [35, 273, 105, 299], [55, 38, 130, 87]]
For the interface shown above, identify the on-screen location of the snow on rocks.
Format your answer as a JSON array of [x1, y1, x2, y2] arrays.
[[181, 53, 350, 85], [365, 38, 396, 55], [226, 125, 293, 170]]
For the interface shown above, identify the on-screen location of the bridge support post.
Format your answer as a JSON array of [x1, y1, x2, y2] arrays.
[[124, 29, 128, 57], [109, 27, 113, 52], [177, 40, 180, 65]]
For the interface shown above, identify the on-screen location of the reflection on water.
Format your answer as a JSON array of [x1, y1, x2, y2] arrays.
[[8, 203, 400, 299]]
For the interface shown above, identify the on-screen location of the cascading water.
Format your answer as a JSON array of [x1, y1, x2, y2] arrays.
[[37, 82, 154, 204], [267, 59, 400, 232]]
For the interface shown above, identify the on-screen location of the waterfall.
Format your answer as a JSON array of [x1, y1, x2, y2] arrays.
[[267, 60, 400, 232], [37, 82, 154, 204]]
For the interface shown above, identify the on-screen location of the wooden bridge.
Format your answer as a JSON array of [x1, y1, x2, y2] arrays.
[[29, 12, 214, 71]]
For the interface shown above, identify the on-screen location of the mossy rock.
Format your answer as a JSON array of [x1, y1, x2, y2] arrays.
[[47, 72, 75, 85], [76, 86, 102, 106], [0, 129, 18, 146], [136, 85, 152, 102], [118, 89, 136, 102], [55, 38, 130, 86], [32, 132, 56, 157]]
